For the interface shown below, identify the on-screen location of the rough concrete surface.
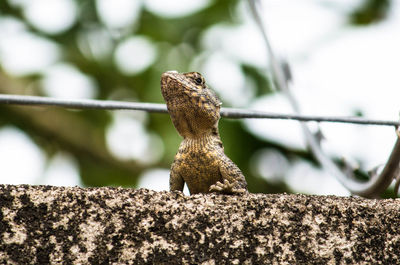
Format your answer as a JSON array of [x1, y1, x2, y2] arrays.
[[0, 185, 399, 264]]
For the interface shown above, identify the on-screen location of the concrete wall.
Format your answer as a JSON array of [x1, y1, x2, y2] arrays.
[[0, 184, 399, 264]]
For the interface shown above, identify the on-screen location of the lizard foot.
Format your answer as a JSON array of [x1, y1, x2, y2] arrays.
[[209, 179, 247, 195]]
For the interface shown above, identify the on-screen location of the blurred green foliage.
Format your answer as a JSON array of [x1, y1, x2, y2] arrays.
[[349, 0, 391, 25]]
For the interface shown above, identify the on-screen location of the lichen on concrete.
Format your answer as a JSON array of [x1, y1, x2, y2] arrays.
[[0, 184, 400, 264]]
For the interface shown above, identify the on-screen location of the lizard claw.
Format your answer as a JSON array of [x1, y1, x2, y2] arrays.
[[209, 179, 247, 195]]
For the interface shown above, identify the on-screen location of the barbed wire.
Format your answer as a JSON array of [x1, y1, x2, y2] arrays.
[[0, 94, 399, 127]]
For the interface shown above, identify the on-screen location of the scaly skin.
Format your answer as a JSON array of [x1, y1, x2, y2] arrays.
[[161, 71, 248, 195]]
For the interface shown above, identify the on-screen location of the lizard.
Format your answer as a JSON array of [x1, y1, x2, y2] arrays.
[[160, 71, 248, 195]]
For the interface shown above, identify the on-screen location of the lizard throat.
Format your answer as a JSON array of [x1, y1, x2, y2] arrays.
[[182, 133, 222, 150]]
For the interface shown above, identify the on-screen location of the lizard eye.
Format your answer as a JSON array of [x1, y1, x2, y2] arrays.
[[194, 77, 203, 85]]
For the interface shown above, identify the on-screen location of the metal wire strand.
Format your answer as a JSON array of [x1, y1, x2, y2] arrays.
[[0, 94, 399, 127]]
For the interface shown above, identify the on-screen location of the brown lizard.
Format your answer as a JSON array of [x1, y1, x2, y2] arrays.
[[161, 71, 248, 194]]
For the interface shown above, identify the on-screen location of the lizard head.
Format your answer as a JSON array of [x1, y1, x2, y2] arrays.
[[161, 71, 222, 138]]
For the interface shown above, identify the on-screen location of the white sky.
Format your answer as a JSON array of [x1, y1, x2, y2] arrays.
[[1, 0, 399, 196]]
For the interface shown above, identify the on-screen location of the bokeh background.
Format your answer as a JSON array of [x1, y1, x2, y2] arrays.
[[1, 0, 399, 196]]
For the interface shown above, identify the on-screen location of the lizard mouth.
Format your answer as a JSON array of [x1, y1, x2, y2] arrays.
[[161, 71, 179, 81], [161, 71, 182, 96]]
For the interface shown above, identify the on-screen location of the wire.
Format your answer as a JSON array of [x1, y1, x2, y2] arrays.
[[0, 94, 168, 112], [223, 108, 400, 126], [0, 94, 399, 127]]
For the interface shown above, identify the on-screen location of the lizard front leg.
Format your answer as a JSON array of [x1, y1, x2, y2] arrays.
[[209, 157, 248, 194], [170, 165, 184, 192]]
